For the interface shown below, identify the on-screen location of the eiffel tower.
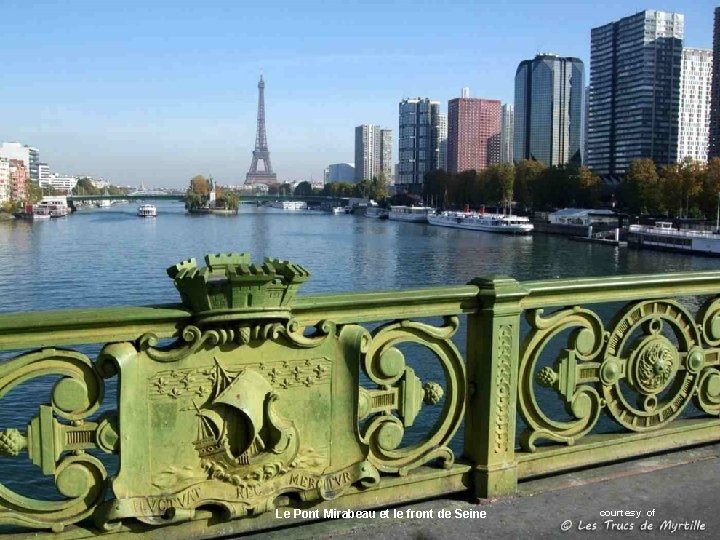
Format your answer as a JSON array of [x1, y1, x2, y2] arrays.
[[245, 75, 277, 185]]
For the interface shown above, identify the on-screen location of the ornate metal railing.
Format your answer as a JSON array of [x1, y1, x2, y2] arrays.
[[1, 254, 720, 538]]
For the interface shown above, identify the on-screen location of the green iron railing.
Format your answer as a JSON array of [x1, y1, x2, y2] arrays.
[[1, 254, 720, 538]]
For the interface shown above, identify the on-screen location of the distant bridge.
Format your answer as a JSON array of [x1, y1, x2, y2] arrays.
[[67, 194, 350, 205]]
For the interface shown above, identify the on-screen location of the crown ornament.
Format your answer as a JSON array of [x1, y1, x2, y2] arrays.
[[167, 253, 310, 323]]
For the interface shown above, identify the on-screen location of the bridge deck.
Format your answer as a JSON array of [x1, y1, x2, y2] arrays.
[[238, 442, 719, 539]]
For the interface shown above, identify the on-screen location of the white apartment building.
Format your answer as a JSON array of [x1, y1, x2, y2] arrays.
[[500, 104, 514, 164], [678, 48, 713, 163], [354, 125, 392, 182], [0, 142, 40, 181], [0, 158, 9, 203], [38, 163, 50, 183], [436, 113, 448, 171], [40, 173, 78, 192]]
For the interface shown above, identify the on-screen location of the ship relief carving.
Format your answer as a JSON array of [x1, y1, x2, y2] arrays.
[[190, 359, 300, 486], [92, 254, 381, 529]]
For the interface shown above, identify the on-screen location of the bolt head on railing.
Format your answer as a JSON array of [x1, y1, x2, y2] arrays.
[[167, 253, 310, 323]]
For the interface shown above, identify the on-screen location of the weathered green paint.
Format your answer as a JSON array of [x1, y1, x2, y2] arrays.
[[0, 254, 461, 535], [2, 260, 720, 536], [465, 276, 527, 499]]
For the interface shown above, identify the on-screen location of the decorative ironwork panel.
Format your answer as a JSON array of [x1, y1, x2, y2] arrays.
[[518, 298, 720, 451], [0, 253, 460, 533]]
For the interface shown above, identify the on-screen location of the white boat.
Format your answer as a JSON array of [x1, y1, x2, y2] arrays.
[[13, 204, 51, 221], [272, 201, 307, 210], [628, 222, 720, 256], [388, 205, 434, 223], [95, 199, 112, 208], [37, 196, 69, 218], [330, 206, 345, 214], [137, 204, 157, 217], [428, 211, 534, 234]]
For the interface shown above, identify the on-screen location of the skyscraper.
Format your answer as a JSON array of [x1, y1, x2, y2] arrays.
[[709, 7, 720, 159], [678, 48, 712, 163], [354, 125, 392, 182], [447, 95, 501, 174], [326, 163, 356, 183], [514, 54, 584, 167], [587, 10, 684, 175], [436, 113, 448, 171], [398, 98, 442, 192], [500, 104, 514, 164]]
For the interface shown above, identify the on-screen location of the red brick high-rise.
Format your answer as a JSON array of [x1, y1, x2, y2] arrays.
[[447, 96, 501, 175]]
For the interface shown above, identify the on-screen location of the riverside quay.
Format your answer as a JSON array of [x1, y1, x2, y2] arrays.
[[2, 252, 720, 538]]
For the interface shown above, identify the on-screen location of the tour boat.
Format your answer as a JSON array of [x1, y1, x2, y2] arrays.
[[628, 222, 720, 256], [13, 204, 51, 221], [36, 197, 69, 217], [137, 204, 157, 217], [388, 205, 434, 223], [428, 211, 534, 234]]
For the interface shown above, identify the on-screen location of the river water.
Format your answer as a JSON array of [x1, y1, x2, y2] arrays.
[[0, 202, 718, 501]]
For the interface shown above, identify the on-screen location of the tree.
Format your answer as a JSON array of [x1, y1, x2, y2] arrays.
[[495, 163, 515, 213], [355, 179, 372, 198], [72, 177, 101, 196], [623, 159, 663, 215], [185, 174, 212, 210], [701, 158, 720, 219], [447, 170, 477, 207], [533, 166, 573, 210], [514, 160, 544, 210], [574, 166, 601, 208], [662, 158, 702, 218], [294, 181, 313, 196], [370, 173, 389, 202], [216, 191, 239, 210], [190, 175, 210, 196], [423, 170, 450, 208]]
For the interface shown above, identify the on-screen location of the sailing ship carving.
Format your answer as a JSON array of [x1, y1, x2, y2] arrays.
[[192, 359, 300, 485]]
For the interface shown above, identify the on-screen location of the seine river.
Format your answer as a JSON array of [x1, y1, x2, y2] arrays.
[[0, 202, 718, 502]]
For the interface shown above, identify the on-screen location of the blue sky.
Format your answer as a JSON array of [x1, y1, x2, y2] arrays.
[[0, 0, 714, 187]]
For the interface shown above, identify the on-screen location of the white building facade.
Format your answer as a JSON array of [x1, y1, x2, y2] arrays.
[[500, 104, 514, 163], [678, 47, 713, 163], [0, 158, 9, 204], [40, 173, 78, 192], [436, 113, 448, 171], [354, 125, 392, 182]]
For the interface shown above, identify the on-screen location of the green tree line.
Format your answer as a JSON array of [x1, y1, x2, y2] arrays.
[[423, 162, 602, 212], [71, 177, 129, 197], [422, 157, 720, 219], [621, 157, 720, 218], [284, 172, 390, 201]]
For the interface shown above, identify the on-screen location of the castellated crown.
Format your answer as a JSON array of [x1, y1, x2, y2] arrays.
[[167, 253, 310, 322]]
